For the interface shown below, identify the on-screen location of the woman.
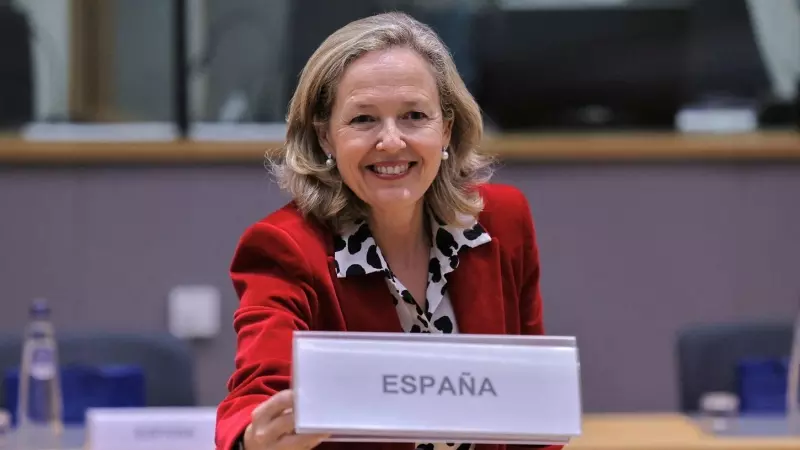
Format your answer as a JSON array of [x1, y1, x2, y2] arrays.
[[216, 12, 560, 450]]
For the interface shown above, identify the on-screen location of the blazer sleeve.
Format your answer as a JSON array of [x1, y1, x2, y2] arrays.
[[509, 191, 564, 450], [517, 191, 545, 336], [215, 222, 317, 450]]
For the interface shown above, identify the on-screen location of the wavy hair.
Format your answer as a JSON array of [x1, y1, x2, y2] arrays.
[[272, 11, 493, 231]]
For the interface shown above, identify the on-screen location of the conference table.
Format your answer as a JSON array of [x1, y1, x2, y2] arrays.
[[4, 414, 799, 450], [569, 414, 800, 450]]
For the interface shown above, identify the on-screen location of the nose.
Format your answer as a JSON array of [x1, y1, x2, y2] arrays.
[[376, 118, 406, 153]]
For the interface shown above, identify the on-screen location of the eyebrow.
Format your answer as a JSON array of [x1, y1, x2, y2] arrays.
[[401, 100, 429, 109], [346, 99, 432, 111]]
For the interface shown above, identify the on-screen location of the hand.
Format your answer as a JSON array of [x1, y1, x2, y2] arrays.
[[243, 389, 329, 450]]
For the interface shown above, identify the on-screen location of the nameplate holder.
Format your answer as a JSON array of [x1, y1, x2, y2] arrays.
[[293, 331, 583, 445], [85, 407, 216, 450]]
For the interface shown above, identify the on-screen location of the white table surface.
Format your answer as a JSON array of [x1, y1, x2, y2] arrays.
[[2, 426, 84, 450]]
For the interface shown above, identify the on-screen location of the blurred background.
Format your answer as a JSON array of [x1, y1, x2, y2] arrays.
[[0, 0, 799, 422]]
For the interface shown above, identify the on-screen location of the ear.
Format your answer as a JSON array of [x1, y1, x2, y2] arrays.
[[441, 117, 454, 150], [315, 122, 335, 156]]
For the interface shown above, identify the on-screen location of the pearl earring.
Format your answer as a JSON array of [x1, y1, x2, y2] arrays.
[[325, 153, 336, 169], [442, 147, 450, 160]]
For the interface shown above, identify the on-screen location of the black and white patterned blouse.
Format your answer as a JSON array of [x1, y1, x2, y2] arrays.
[[334, 214, 492, 450]]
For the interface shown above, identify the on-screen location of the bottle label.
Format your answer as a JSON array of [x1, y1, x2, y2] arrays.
[[30, 347, 57, 380]]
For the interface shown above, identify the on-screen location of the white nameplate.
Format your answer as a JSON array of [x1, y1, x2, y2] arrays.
[[292, 332, 582, 445], [85, 407, 216, 450], [675, 107, 758, 134]]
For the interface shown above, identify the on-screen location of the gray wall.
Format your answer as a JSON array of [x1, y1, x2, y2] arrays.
[[1, 162, 799, 412]]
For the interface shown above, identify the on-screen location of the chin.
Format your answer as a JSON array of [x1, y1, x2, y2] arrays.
[[365, 186, 424, 208]]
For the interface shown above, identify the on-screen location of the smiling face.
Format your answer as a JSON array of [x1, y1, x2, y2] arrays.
[[317, 46, 452, 215]]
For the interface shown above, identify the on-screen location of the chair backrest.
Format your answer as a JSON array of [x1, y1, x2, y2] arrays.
[[0, 332, 196, 410], [675, 321, 793, 412]]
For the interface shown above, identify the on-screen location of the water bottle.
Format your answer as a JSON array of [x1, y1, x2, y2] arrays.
[[787, 307, 800, 434], [0, 409, 10, 448], [15, 299, 63, 448], [698, 391, 739, 434]]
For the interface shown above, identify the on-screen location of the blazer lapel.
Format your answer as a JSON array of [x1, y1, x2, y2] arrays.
[[327, 257, 403, 333], [447, 238, 506, 335]]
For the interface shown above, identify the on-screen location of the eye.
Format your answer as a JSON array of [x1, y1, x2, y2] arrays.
[[349, 115, 374, 124], [403, 111, 427, 120]]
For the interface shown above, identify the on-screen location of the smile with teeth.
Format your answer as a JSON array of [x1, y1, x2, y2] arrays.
[[368, 162, 416, 176]]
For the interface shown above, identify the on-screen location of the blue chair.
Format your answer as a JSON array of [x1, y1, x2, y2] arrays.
[[0, 332, 196, 422], [675, 321, 793, 413], [737, 356, 791, 413], [3, 364, 146, 424]]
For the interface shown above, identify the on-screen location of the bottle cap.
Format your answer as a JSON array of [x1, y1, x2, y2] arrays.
[[30, 298, 51, 318], [700, 391, 739, 413]]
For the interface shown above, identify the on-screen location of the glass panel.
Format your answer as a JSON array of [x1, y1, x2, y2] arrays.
[[111, 0, 175, 122], [0, 0, 797, 139], [0, 0, 177, 141], [192, 0, 290, 123], [185, 0, 798, 134], [1, 0, 72, 128]]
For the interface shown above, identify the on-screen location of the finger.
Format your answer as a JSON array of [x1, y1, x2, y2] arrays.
[[277, 433, 328, 449], [251, 410, 296, 445], [251, 390, 294, 422]]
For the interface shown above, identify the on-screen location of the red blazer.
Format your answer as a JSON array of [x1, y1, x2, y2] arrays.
[[216, 183, 562, 450]]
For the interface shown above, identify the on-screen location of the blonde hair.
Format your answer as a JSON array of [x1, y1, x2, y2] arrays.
[[273, 11, 493, 231]]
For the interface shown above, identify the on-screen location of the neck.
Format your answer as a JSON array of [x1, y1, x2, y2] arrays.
[[368, 202, 429, 268]]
